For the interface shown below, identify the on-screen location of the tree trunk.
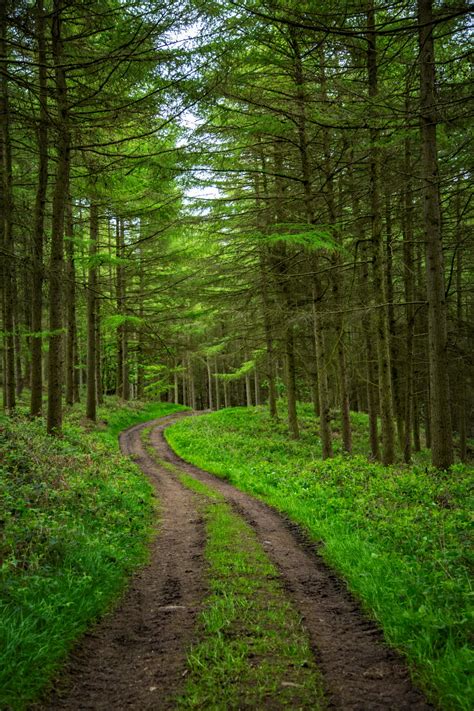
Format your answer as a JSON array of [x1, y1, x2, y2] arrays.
[[352, 161, 379, 459], [187, 353, 196, 409], [260, 252, 278, 418], [121, 222, 130, 401], [455, 197, 467, 463], [402, 135, 415, 463], [284, 324, 299, 438], [73, 328, 80, 402], [312, 285, 333, 458], [215, 358, 221, 409], [318, 43, 352, 453], [137, 248, 145, 400], [0, 1, 15, 411], [413, 395, 421, 452], [65, 196, 76, 406], [86, 202, 98, 421], [13, 275, 22, 397], [122, 322, 130, 400], [254, 368, 260, 406], [174, 364, 179, 403], [207, 358, 214, 409], [255, 164, 278, 420], [96, 294, 103, 405], [273, 140, 299, 438], [418, 0, 453, 468], [367, 2, 395, 464], [116, 218, 124, 396], [47, 0, 70, 435], [385, 189, 404, 450]]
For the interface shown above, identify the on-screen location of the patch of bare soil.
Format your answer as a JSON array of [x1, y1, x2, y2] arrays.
[[38, 412, 432, 710]]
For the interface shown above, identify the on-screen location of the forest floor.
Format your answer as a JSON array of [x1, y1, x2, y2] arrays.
[[39, 412, 431, 710]]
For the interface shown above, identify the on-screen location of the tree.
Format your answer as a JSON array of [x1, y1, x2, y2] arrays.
[[417, 0, 453, 469]]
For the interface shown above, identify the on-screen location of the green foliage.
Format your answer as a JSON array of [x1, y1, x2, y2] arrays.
[[166, 406, 474, 711], [217, 358, 255, 381], [0, 399, 185, 710], [260, 223, 340, 252], [103, 314, 144, 332], [217, 349, 265, 381]]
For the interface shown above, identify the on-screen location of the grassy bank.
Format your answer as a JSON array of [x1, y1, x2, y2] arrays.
[[166, 405, 473, 711], [0, 398, 184, 710]]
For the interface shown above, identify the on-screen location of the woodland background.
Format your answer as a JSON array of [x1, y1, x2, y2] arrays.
[[0, 0, 472, 469]]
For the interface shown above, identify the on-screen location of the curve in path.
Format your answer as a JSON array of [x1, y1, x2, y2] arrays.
[[40, 412, 431, 710]]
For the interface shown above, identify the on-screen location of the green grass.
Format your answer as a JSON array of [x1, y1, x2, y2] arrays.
[[181, 502, 325, 709], [0, 398, 184, 710], [166, 404, 474, 711]]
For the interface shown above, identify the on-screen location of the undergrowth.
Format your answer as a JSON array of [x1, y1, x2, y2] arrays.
[[0, 397, 184, 710], [166, 404, 474, 711]]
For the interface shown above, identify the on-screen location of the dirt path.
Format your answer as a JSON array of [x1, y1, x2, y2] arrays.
[[40, 412, 431, 710], [40, 414, 207, 710]]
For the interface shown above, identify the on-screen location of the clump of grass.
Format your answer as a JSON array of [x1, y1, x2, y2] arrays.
[[0, 399, 184, 710], [166, 405, 474, 711]]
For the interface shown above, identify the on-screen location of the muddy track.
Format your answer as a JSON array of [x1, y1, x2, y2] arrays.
[[40, 414, 206, 710], [40, 412, 432, 710]]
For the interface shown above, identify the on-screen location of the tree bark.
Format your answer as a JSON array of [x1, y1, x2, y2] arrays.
[[0, 0, 15, 411], [65, 196, 76, 406], [95, 292, 103, 405], [47, 0, 70, 435], [273, 140, 299, 438], [116, 218, 124, 396], [291, 31, 336, 450], [367, 2, 395, 464], [402, 135, 415, 463], [417, 0, 453, 468], [320, 48, 352, 452], [254, 368, 260, 406], [121, 222, 130, 401], [312, 284, 333, 458], [86, 202, 98, 421], [351, 154, 379, 459], [455, 196, 467, 462], [122, 321, 130, 400], [207, 358, 214, 409], [385, 189, 404, 449], [187, 353, 196, 409], [13, 274, 22, 397]]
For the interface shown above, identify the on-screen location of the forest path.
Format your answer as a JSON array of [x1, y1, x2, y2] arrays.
[[40, 412, 431, 710]]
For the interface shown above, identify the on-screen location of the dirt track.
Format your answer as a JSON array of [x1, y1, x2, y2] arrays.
[[40, 412, 431, 710]]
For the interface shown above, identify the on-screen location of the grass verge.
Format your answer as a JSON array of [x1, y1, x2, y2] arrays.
[[0, 398, 184, 710], [143, 429, 325, 708], [165, 404, 473, 711]]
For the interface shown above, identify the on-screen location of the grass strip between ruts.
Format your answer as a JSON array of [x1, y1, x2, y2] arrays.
[[143, 430, 325, 709]]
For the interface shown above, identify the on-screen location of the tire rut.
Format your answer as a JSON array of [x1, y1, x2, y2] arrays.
[[38, 415, 206, 711], [150, 412, 432, 711]]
